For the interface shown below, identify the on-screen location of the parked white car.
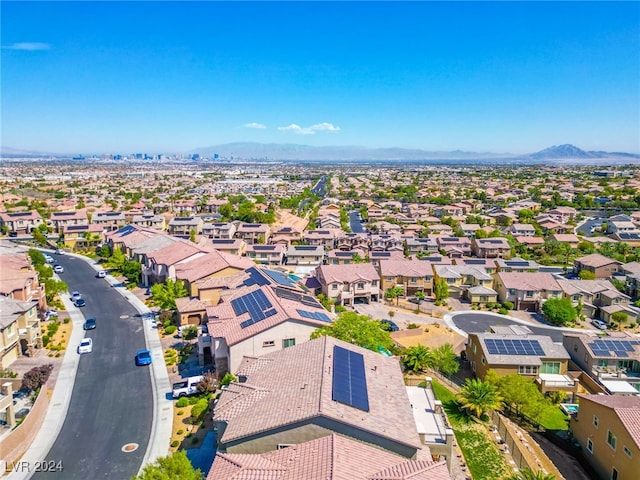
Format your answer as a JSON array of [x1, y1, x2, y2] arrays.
[[591, 319, 608, 330], [96, 270, 106, 278], [77, 338, 93, 354]]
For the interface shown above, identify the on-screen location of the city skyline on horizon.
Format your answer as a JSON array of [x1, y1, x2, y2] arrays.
[[2, 1, 639, 155]]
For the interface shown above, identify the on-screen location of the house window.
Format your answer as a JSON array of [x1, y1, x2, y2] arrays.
[[410, 277, 417, 283], [587, 439, 593, 453], [387, 276, 393, 281], [372, 280, 378, 286], [357, 283, 364, 290], [612, 467, 618, 480], [540, 362, 560, 374], [607, 430, 617, 450], [593, 416, 599, 428], [573, 295, 581, 302], [262, 341, 275, 348], [425, 276, 432, 281], [283, 338, 295, 348], [508, 289, 515, 295], [481, 357, 485, 365], [331, 284, 338, 290], [624, 446, 632, 457], [518, 365, 538, 375], [525, 291, 534, 298]]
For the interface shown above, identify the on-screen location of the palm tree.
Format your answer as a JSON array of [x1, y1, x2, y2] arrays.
[[402, 345, 433, 374], [506, 467, 556, 480], [457, 378, 503, 419], [385, 286, 404, 306]]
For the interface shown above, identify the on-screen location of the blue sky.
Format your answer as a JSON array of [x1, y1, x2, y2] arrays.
[[2, 1, 639, 155]]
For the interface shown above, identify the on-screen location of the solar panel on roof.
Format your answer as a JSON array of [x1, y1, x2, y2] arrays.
[[297, 309, 331, 323], [332, 345, 369, 412], [263, 269, 295, 287], [484, 338, 544, 356], [294, 245, 318, 251], [615, 350, 629, 357], [243, 267, 270, 287]]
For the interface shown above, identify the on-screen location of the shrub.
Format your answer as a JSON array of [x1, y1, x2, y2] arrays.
[[182, 326, 198, 341], [63, 318, 70, 324], [176, 397, 189, 408], [407, 323, 421, 329], [170, 440, 179, 448], [164, 325, 177, 335], [502, 301, 514, 310], [0, 368, 18, 378], [191, 398, 209, 421], [177, 410, 184, 416], [498, 308, 508, 315], [22, 364, 54, 392], [42, 335, 50, 347], [176, 429, 184, 435], [433, 323, 440, 328], [335, 305, 346, 313]]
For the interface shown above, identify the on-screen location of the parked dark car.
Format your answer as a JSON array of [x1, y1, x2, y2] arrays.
[[74, 298, 86, 307], [380, 319, 400, 332], [83, 318, 96, 330]]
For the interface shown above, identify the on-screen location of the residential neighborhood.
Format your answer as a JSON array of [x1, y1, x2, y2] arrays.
[[1, 159, 640, 480]]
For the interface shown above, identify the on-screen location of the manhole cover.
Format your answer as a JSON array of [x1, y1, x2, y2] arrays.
[[120, 315, 129, 319], [121, 443, 139, 453]]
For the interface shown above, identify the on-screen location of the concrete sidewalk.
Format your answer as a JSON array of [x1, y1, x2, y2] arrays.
[[8, 252, 172, 479]]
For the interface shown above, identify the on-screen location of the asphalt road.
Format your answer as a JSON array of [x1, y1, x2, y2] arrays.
[[349, 211, 366, 233], [32, 253, 153, 479], [451, 312, 565, 342]]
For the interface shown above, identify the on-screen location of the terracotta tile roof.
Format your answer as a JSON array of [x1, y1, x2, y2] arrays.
[[575, 253, 621, 268], [207, 433, 450, 480], [147, 240, 207, 267], [214, 336, 421, 450], [316, 263, 380, 283], [175, 250, 254, 283], [379, 259, 434, 277], [495, 272, 561, 291], [205, 285, 332, 346], [578, 394, 640, 449], [175, 296, 209, 313]]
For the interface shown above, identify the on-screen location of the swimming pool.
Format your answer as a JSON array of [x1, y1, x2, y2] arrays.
[[561, 404, 579, 415]]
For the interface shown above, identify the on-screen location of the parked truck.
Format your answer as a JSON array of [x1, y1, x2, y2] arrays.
[[172, 375, 203, 398]]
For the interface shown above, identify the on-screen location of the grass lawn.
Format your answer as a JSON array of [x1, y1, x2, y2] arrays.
[[432, 380, 511, 480], [537, 405, 570, 431]]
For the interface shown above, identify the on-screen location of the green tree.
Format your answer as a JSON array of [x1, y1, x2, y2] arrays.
[[384, 286, 404, 306], [28, 249, 46, 266], [612, 311, 628, 331], [121, 260, 141, 285], [105, 247, 126, 270], [432, 343, 460, 377], [220, 372, 237, 387], [434, 278, 449, 303], [150, 279, 189, 311], [541, 297, 577, 326], [491, 373, 541, 417], [189, 229, 196, 243], [402, 345, 433, 374], [457, 378, 503, 419], [132, 450, 203, 480], [578, 270, 596, 280], [414, 291, 426, 306], [310, 311, 394, 351]]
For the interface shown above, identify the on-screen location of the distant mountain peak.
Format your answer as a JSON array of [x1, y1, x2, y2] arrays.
[[529, 144, 594, 159]]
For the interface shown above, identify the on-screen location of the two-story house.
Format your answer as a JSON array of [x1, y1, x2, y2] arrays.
[[433, 264, 496, 303], [245, 244, 285, 266], [574, 254, 622, 279], [91, 211, 126, 231], [315, 263, 380, 306], [570, 394, 640, 480], [234, 223, 271, 245], [0, 211, 44, 235], [131, 213, 166, 231], [285, 245, 324, 267], [50, 210, 88, 234], [472, 237, 511, 258], [493, 272, 562, 310], [167, 216, 204, 236], [378, 259, 434, 297]]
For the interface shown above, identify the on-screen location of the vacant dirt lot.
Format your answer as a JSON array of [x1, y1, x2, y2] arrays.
[[272, 208, 308, 231], [392, 325, 467, 352]]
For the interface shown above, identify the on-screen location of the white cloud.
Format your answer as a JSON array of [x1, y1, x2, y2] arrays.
[[243, 122, 267, 129], [2, 42, 51, 51], [309, 122, 341, 132], [277, 122, 341, 135]]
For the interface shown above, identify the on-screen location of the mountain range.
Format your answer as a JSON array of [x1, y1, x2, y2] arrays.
[[2, 143, 639, 164]]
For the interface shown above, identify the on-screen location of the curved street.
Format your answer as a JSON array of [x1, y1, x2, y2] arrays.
[[29, 253, 154, 479]]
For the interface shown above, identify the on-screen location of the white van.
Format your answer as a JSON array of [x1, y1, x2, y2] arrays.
[[172, 375, 203, 398]]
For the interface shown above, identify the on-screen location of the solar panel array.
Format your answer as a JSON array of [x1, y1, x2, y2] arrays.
[[293, 246, 318, 251], [589, 339, 639, 358], [332, 345, 370, 412], [243, 267, 270, 287], [297, 309, 331, 323], [273, 287, 321, 308], [484, 338, 545, 356], [231, 290, 278, 329], [262, 269, 295, 287]]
